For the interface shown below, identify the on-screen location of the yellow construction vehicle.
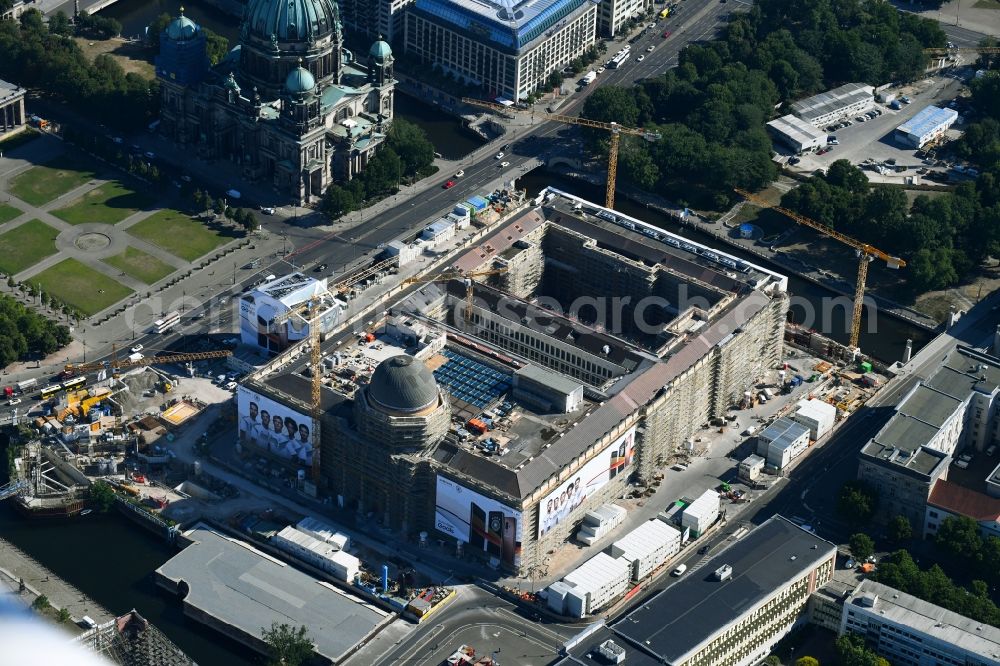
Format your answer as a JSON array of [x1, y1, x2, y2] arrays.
[[734, 188, 905, 351], [461, 97, 661, 209]]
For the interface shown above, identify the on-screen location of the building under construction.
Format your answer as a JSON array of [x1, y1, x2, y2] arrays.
[[237, 188, 789, 574]]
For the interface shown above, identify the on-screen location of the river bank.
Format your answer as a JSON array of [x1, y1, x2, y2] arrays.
[[0, 535, 113, 629]]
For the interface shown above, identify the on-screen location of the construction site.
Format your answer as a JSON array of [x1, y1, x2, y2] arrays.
[[232, 187, 792, 576]]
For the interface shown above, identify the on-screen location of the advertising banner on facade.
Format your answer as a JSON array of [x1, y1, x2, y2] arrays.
[[237, 386, 313, 464], [537, 426, 636, 538], [435, 475, 522, 568]]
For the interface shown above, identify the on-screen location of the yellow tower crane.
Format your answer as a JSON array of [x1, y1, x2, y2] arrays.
[[266, 258, 404, 483], [734, 188, 906, 351], [63, 349, 233, 377], [403, 267, 510, 325], [461, 98, 661, 210]]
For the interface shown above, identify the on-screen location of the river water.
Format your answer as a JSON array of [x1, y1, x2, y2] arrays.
[[4, 4, 926, 664]]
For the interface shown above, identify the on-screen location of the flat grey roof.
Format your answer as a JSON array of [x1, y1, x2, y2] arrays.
[[0, 78, 24, 104], [767, 114, 826, 146], [515, 364, 583, 396], [862, 346, 1000, 479], [562, 516, 836, 665], [848, 580, 1000, 661], [156, 524, 387, 663], [791, 82, 873, 122]]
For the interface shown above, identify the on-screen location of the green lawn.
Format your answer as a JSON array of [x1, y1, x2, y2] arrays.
[[30, 258, 133, 316], [51, 180, 152, 225], [102, 247, 176, 285], [0, 219, 60, 275], [0, 203, 21, 225], [128, 209, 238, 262], [7, 156, 99, 207]]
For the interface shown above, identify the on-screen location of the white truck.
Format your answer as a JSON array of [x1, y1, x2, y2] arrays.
[[581, 71, 597, 86]]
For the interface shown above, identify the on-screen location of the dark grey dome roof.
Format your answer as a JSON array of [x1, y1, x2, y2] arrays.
[[243, 0, 339, 43], [368, 355, 439, 413]]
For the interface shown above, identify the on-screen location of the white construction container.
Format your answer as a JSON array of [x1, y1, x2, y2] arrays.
[[576, 504, 627, 545], [609, 519, 681, 582], [757, 417, 811, 470], [546, 580, 573, 613], [296, 516, 350, 550], [738, 454, 765, 483], [272, 526, 359, 581], [791, 398, 837, 440], [560, 552, 631, 617], [681, 490, 721, 537]]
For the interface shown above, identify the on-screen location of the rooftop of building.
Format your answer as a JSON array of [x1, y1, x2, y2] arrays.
[[561, 516, 836, 665], [847, 580, 1000, 660], [155, 524, 387, 663], [896, 105, 959, 137], [0, 78, 25, 103], [411, 0, 598, 52], [790, 82, 874, 122], [928, 478, 1000, 522], [247, 188, 785, 501], [760, 416, 811, 449], [862, 346, 1000, 479], [767, 114, 827, 144]]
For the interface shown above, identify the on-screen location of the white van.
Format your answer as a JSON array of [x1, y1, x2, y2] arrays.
[[672, 564, 688, 577]]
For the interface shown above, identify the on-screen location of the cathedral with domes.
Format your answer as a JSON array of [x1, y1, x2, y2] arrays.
[[154, 0, 395, 204]]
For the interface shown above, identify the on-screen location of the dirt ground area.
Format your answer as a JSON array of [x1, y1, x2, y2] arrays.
[[73, 38, 155, 79]]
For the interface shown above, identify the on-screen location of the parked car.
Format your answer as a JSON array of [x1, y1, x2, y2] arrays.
[[8, 398, 21, 406], [845, 558, 856, 569], [672, 564, 688, 576], [259, 206, 275, 215], [988, 445, 997, 456]]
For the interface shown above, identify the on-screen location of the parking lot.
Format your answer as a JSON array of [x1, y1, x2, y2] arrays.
[[787, 70, 970, 182]]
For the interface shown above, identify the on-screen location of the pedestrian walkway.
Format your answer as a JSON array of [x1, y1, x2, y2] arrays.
[[0, 537, 113, 626]]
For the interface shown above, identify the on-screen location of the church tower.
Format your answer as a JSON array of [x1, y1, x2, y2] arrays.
[[368, 37, 394, 123]]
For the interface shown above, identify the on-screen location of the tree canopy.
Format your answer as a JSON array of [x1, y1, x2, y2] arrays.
[[320, 119, 436, 219], [0, 294, 71, 368], [876, 549, 1000, 628], [0, 11, 158, 131], [837, 480, 878, 523], [261, 622, 313, 666], [577, 0, 945, 208], [835, 633, 890, 666]]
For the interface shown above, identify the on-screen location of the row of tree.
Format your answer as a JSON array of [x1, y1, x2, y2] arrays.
[[0, 11, 159, 131], [0, 293, 72, 369], [875, 548, 1000, 628], [931, 515, 1000, 591], [780, 160, 1000, 293], [320, 119, 436, 218], [579, 0, 946, 208]]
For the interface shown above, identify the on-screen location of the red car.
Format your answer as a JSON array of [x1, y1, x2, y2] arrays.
[[443, 180, 456, 189], [662, 30, 672, 38]]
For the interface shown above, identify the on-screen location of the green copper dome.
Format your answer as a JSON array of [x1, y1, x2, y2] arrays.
[[165, 12, 199, 41], [285, 64, 316, 93], [369, 39, 392, 61], [244, 0, 340, 43]]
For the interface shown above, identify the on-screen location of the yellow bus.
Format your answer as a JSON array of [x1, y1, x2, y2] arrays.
[[659, 7, 670, 18]]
